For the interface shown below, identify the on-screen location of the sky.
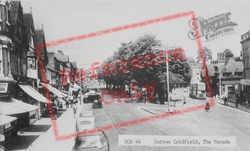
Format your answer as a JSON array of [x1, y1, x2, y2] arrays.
[[20, 0, 250, 69]]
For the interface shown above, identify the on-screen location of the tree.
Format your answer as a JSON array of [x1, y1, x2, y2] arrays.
[[196, 47, 213, 63], [224, 49, 234, 58], [99, 34, 191, 103]]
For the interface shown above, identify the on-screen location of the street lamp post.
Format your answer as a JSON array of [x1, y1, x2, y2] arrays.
[[152, 46, 170, 112], [219, 74, 222, 100]]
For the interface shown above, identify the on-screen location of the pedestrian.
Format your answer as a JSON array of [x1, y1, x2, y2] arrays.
[[72, 103, 77, 118], [66, 100, 69, 108], [183, 96, 186, 106], [205, 102, 210, 112], [173, 99, 176, 107], [78, 92, 82, 105], [224, 96, 228, 105], [68, 92, 74, 108], [235, 94, 239, 107]]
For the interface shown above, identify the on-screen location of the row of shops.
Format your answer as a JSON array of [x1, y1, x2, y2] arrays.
[[0, 78, 72, 143]]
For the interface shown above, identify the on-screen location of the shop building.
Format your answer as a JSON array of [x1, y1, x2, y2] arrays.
[[0, 77, 39, 140], [240, 30, 250, 101]]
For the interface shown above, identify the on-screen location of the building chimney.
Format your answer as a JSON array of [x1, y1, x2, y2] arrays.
[[58, 50, 63, 55]]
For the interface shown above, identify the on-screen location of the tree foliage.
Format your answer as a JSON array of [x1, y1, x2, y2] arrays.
[[98, 34, 191, 97], [196, 47, 213, 63], [224, 48, 234, 58]]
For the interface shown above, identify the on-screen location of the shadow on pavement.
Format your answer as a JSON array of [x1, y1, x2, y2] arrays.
[[41, 110, 66, 118], [24, 125, 51, 132], [3, 135, 39, 150]]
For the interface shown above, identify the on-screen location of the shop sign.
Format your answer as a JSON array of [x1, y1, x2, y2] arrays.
[[5, 123, 11, 129], [0, 83, 8, 93], [222, 80, 240, 85], [241, 79, 250, 85], [0, 80, 16, 97]]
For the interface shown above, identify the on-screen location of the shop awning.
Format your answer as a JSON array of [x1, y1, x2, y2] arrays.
[[0, 98, 39, 115], [60, 90, 68, 95], [41, 83, 65, 98], [18, 84, 52, 103], [0, 114, 17, 126]]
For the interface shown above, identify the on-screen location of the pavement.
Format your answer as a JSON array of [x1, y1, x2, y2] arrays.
[[140, 96, 209, 114], [213, 98, 250, 113], [139, 88, 250, 115], [5, 103, 83, 151]]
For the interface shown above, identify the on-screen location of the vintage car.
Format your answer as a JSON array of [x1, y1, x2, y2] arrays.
[[76, 116, 97, 134], [82, 90, 102, 108], [79, 111, 95, 118], [72, 131, 110, 151]]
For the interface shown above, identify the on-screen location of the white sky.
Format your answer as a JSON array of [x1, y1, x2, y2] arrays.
[[20, 0, 250, 69]]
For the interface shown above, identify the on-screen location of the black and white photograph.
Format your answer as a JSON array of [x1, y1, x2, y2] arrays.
[[0, 0, 250, 151]]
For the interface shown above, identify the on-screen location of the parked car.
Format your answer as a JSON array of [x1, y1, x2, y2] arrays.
[[83, 90, 102, 108], [92, 97, 102, 108], [76, 116, 97, 134], [79, 111, 95, 118], [72, 131, 110, 151]]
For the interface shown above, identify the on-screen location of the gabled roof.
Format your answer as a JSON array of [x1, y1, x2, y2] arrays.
[[223, 58, 243, 73], [35, 29, 48, 64], [9, 1, 21, 25], [55, 54, 69, 63], [186, 57, 195, 63], [71, 61, 77, 69], [218, 64, 226, 74], [35, 29, 45, 47], [23, 13, 35, 44]]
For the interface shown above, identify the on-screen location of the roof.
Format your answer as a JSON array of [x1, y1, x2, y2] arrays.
[[35, 29, 48, 64], [71, 61, 77, 69], [35, 29, 45, 46], [55, 54, 69, 63], [186, 57, 195, 63], [23, 13, 35, 44], [9, 1, 21, 25], [201, 65, 217, 77], [189, 63, 202, 69], [223, 58, 243, 73]]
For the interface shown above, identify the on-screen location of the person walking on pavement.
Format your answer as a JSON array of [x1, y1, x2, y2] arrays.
[[235, 94, 239, 107], [68, 92, 74, 108], [205, 101, 210, 112], [224, 95, 228, 105], [72, 102, 77, 118], [183, 94, 186, 106]]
